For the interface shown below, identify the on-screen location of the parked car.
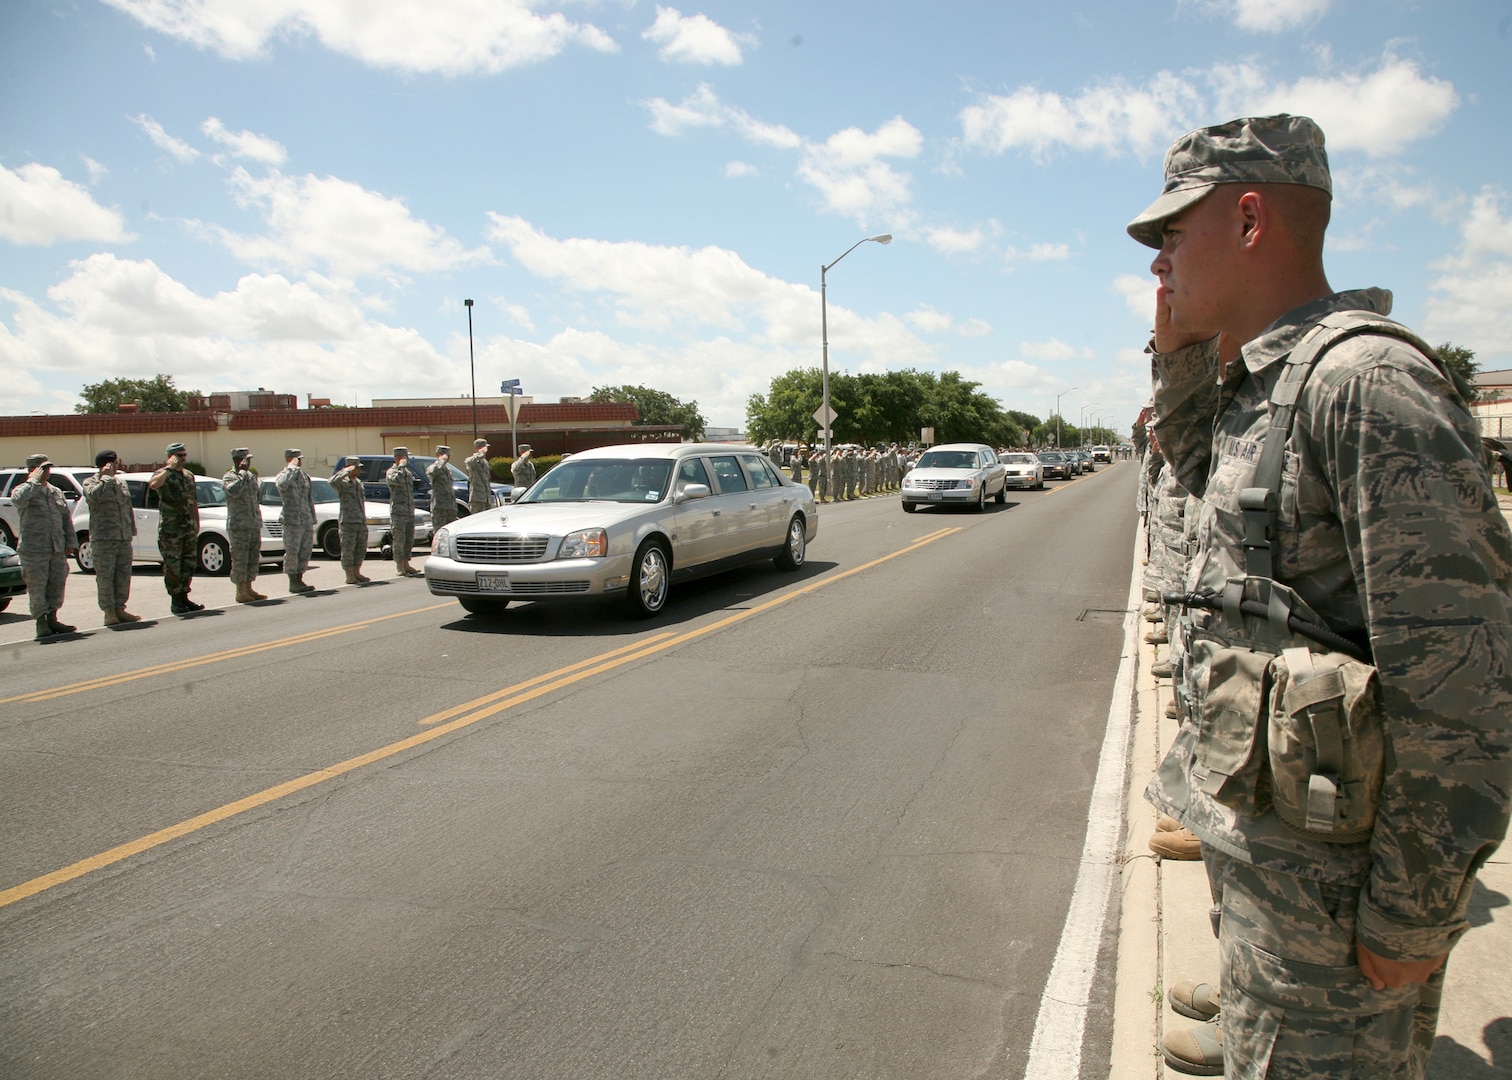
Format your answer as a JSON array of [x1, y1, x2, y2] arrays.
[[0, 540, 24, 612], [1001, 452, 1045, 491], [259, 477, 431, 560], [1091, 445, 1112, 464], [70, 473, 285, 575], [0, 465, 95, 548], [900, 443, 1009, 513], [425, 443, 818, 618], [1037, 451, 1074, 480], [331, 454, 510, 517]]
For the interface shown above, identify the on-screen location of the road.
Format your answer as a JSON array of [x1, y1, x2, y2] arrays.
[[0, 463, 1139, 1080]]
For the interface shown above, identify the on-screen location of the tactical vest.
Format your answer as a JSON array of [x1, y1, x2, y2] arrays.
[[1177, 311, 1462, 844]]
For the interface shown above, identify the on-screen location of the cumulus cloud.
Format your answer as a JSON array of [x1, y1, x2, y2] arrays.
[[960, 52, 1456, 161], [210, 167, 492, 281], [904, 305, 991, 337], [0, 164, 133, 246], [1426, 187, 1512, 359], [129, 113, 200, 163], [1018, 338, 1093, 362], [102, 0, 617, 75], [644, 83, 801, 147], [1185, 0, 1333, 32], [924, 225, 986, 254], [797, 117, 922, 217], [1112, 273, 1155, 322], [1005, 242, 1070, 263], [202, 117, 287, 165], [724, 161, 758, 178], [642, 6, 752, 66]]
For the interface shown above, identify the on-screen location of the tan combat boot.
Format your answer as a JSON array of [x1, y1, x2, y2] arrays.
[[354, 568, 370, 583], [116, 608, 142, 622], [288, 573, 315, 594], [103, 609, 121, 626], [344, 567, 361, 584], [235, 582, 259, 603]]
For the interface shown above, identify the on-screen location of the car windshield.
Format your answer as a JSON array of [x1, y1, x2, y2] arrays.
[[916, 450, 979, 470], [195, 479, 228, 507], [1004, 453, 1037, 464], [1039, 452, 1065, 461], [520, 459, 673, 504]]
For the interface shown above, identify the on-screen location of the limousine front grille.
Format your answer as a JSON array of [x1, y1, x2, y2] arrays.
[[455, 535, 551, 563]]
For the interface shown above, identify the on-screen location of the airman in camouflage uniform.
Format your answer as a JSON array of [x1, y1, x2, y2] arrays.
[[846, 449, 860, 500], [387, 447, 422, 577], [83, 449, 140, 625], [149, 441, 201, 614], [13, 453, 77, 639], [465, 439, 492, 513], [222, 447, 266, 603], [789, 448, 804, 485], [329, 460, 369, 584], [1133, 114, 1512, 1079], [810, 449, 827, 502], [427, 446, 457, 532], [275, 448, 316, 593], [510, 445, 536, 499]]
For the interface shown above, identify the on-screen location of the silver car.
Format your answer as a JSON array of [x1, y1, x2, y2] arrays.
[[1001, 451, 1045, 491], [425, 443, 818, 617], [900, 443, 1009, 513]]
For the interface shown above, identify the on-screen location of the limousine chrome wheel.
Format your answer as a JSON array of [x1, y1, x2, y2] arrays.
[[776, 515, 805, 570], [626, 540, 670, 617]]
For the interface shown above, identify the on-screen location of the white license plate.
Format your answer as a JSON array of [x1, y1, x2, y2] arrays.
[[476, 573, 510, 591], [927, 492, 942, 501]]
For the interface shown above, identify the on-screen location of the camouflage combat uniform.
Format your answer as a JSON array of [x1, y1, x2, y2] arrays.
[[329, 470, 368, 570], [386, 461, 416, 562], [465, 450, 492, 514], [427, 458, 457, 531], [810, 451, 827, 501], [156, 468, 199, 602], [82, 472, 135, 612], [1145, 289, 1512, 1078], [510, 454, 536, 498], [12, 475, 72, 620], [275, 462, 315, 575], [222, 464, 262, 585]]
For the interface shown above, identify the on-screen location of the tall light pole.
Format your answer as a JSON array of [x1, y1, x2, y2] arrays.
[[821, 234, 891, 455], [1055, 386, 1078, 448], [1079, 402, 1100, 446], [465, 299, 478, 443]]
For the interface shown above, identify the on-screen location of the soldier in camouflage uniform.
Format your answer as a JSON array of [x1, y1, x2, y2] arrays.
[[1132, 114, 1512, 1078], [789, 447, 804, 485], [510, 445, 536, 499], [83, 450, 141, 625], [427, 446, 457, 532], [222, 447, 266, 603], [329, 460, 370, 584], [465, 438, 493, 513], [810, 448, 827, 502], [387, 447, 422, 577], [149, 441, 202, 614], [275, 448, 316, 593], [13, 453, 77, 639]]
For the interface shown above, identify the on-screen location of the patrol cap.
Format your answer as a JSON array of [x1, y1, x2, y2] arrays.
[[519, 444, 532, 452], [393, 446, 409, 457], [165, 441, 188, 457], [436, 445, 450, 455], [95, 450, 118, 468], [474, 438, 488, 447], [284, 448, 302, 459], [25, 452, 51, 469], [231, 447, 252, 462], [1126, 114, 1332, 249]]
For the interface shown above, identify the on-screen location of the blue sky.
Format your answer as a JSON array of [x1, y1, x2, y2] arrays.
[[3, 0, 1510, 438]]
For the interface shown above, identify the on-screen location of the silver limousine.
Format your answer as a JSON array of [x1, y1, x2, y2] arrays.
[[424, 443, 818, 617]]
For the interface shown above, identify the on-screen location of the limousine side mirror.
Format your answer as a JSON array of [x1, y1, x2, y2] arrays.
[[675, 483, 711, 503]]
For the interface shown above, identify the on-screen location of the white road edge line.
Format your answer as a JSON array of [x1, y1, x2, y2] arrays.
[[1022, 525, 1142, 1078]]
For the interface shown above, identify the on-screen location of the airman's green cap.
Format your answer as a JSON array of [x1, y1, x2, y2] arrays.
[[1127, 114, 1332, 249]]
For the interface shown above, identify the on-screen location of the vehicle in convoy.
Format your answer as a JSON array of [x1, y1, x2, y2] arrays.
[[259, 477, 431, 560], [1071, 449, 1093, 473], [0, 465, 94, 547], [1001, 452, 1045, 490], [331, 454, 511, 516], [899, 443, 1009, 513], [425, 443, 818, 618], [1037, 451, 1074, 480], [1091, 445, 1112, 464], [69, 473, 286, 575], [0, 540, 24, 612]]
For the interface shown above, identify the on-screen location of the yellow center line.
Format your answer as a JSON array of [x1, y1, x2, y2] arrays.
[[0, 530, 961, 909], [1, 604, 455, 704]]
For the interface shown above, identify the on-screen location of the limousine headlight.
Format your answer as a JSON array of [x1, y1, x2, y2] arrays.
[[559, 528, 607, 559], [433, 527, 453, 559]]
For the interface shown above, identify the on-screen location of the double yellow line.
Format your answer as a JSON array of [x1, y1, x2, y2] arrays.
[[0, 529, 960, 909]]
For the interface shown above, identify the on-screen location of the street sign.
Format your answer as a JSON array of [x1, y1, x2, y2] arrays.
[[816, 428, 831, 440], [501, 378, 521, 394], [812, 404, 837, 427]]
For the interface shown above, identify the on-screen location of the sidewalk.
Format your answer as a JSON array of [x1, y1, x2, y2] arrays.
[[1109, 509, 1512, 1078]]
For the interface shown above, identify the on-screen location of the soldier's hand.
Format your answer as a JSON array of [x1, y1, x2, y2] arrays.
[[1153, 284, 1218, 354], [1357, 943, 1446, 990]]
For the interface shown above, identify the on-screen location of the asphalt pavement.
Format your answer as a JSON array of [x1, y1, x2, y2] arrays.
[[1108, 503, 1512, 1079]]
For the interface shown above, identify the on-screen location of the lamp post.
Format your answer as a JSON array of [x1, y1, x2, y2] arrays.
[[1055, 386, 1078, 448], [465, 299, 477, 443], [1079, 402, 1100, 447], [821, 234, 892, 455]]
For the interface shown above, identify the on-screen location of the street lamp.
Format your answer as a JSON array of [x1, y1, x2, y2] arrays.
[[465, 299, 477, 443], [1055, 386, 1078, 448], [821, 234, 892, 455], [1079, 402, 1100, 446]]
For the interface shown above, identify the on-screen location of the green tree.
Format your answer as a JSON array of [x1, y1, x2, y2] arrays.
[[589, 384, 707, 442], [1436, 341, 1479, 402], [746, 368, 826, 444], [76, 373, 198, 414]]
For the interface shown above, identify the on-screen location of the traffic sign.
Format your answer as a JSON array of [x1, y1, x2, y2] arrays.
[[501, 378, 522, 394], [812, 404, 837, 427]]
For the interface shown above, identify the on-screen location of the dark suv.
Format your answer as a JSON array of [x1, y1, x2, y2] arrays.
[[331, 454, 511, 517]]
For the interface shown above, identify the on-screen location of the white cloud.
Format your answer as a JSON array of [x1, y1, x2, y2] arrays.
[[129, 113, 200, 163], [724, 161, 758, 178], [201, 117, 287, 166], [102, 0, 618, 75], [904, 305, 992, 338], [960, 52, 1456, 161], [1005, 242, 1070, 263], [1426, 187, 1512, 359], [1185, 0, 1332, 32], [0, 163, 132, 246], [211, 168, 492, 281], [642, 6, 751, 66], [1113, 273, 1155, 323], [924, 225, 985, 254], [1018, 338, 1093, 362], [644, 83, 800, 148], [82, 156, 109, 184]]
